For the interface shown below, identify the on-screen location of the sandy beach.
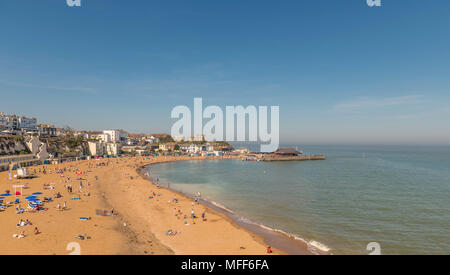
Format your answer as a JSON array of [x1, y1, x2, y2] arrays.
[[0, 156, 295, 255]]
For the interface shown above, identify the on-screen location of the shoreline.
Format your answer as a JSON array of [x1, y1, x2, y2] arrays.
[[139, 158, 327, 255], [0, 155, 323, 255]]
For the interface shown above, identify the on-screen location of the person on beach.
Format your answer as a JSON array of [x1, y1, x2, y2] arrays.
[[17, 219, 25, 227], [15, 231, 26, 239], [202, 212, 206, 222], [267, 247, 273, 254], [34, 227, 40, 235]]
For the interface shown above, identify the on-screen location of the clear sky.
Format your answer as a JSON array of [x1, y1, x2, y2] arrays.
[[0, 0, 449, 145]]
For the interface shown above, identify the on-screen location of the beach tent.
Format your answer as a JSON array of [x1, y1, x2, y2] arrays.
[[13, 185, 26, 197]]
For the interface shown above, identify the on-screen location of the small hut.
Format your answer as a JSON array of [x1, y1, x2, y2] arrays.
[[274, 148, 301, 156]]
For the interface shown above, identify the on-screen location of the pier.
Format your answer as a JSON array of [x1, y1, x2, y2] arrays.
[[260, 154, 326, 162]]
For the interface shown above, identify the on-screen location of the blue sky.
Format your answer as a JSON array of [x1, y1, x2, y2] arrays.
[[0, 0, 449, 145]]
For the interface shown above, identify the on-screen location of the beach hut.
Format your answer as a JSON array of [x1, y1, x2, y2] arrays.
[[12, 185, 26, 197]]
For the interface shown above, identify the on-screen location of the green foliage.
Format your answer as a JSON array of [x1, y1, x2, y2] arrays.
[[158, 135, 174, 143], [65, 135, 84, 149]]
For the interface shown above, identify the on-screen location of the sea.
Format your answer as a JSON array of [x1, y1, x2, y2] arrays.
[[147, 145, 450, 255]]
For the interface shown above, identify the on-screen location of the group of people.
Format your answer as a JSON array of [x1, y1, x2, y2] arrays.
[[16, 219, 32, 227], [10, 164, 93, 241], [14, 219, 40, 239], [56, 201, 67, 211]]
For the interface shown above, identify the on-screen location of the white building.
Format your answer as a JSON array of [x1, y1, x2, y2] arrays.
[[88, 141, 106, 156], [0, 113, 6, 130], [185, 144, 205, 154], [0, 113, 37, 131], [234, 147, 250, 155], [103, 130, 128, 143], [5, 115, 19, 130], [73, 131, 90, 139], [106, 142, 120, 156], [37, 124, 56, 136], [19, 116, 37, 130], [91, 133, 110, 143], [146, 136, 159, 144]]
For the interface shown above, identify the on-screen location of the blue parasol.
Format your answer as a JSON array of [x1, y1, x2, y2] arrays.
[[25, 196, 37, 199], [32, 192, 43, 195], [0, 194, 11, 197]]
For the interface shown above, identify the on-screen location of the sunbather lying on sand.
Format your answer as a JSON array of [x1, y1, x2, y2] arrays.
[[166, 229, 178, 236], [16, 219, 32, 227], [76, 233, 91, 240], [13, 231, 26, 239]]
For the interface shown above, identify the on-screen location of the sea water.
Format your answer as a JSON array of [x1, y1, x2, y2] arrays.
[[148, 145, 450, 254]]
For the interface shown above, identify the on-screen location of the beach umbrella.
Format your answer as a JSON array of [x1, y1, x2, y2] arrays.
[[28, 198, 40, 202], [0, 194, 11, 197], [0, 197, 5, 199], [32, 192, 43, 195], [25, 196, 37, 199]]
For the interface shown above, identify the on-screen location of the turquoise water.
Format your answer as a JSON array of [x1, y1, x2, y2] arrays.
[[148, 145, 450, 255]]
